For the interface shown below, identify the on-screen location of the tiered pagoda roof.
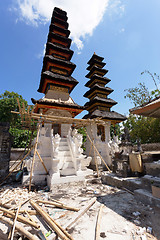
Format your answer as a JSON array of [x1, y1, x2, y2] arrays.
[[32, 7, 83, 117], [83, 53, 126, 123]]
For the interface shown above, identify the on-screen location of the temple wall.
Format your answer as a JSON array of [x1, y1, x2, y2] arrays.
[[0, 122, 11, 178], [45, 89, 69, 101], [85, 122, 112, 167]]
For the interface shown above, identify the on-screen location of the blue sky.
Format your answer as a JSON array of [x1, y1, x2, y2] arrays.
[[0, 0, 160, 118]]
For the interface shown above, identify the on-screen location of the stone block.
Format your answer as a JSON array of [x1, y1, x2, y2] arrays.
[[134, 188, 160, 208]]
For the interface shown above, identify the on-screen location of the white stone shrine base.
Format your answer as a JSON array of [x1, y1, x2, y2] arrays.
[[22, 174, 47, 186], [22, 169, 93, 188]]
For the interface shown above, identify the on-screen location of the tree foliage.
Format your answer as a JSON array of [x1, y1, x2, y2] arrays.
[[0, 91, 28, 127], [0, 91, 35, 148], [124, 72, 160, 144]]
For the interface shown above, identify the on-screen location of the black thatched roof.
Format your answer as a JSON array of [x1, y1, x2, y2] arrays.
[[86, 60, 106, 71], [42, 55, 76, 75], [31, 98, 84, 110], [49, 24, 70, 38], [85, 66, 108, 78], [83, 109, 126, 121], [38, 71, 78, 93], [45, 43, 73, 60], [83, 84, 113, 98], [87, 53, 104, 65], [52, 8, 68, 21], [51, 16, 69, 29], [85, 74, 111, 87], [48, 32, 71, 48], [84, 96, 117, 107]]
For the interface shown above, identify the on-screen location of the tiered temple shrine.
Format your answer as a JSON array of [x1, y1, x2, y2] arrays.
[[24, 7, 92, 187], [83, 53, 126, 167]]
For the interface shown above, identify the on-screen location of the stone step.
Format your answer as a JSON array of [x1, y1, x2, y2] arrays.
[[145, 162, 160, 177], [141, 175, 160, 192], [60, 168, 76, 176], [59, 146, 70, 151], [101, 173, 143, 192], [60, 138, 68, 142], [134, 188, 160, 208], [59, 142, 68, 146], [62, 162, 74, 169], [58, 151, 71, 157], [61, 156, 73, 162]]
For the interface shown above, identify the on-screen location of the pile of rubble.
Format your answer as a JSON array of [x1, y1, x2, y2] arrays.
[[0, 175, 159, 240]]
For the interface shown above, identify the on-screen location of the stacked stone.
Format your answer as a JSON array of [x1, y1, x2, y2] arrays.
[[0, 123, 11, 178], [32, 7, 83, 117], [83, 53, 126, 123]]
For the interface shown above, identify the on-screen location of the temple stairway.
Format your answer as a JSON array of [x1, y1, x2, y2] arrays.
[[58, 138, 76, 176]]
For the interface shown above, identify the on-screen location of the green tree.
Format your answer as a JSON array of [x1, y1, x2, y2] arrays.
[[78, 127, 87, 151], [124, 76, 160, 144], [0, 91, 35, 148], [0, 91, 28, 127]]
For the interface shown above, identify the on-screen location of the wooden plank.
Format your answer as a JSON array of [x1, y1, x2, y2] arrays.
[[36, 150, 48, 174], [0, 215, 39, 240], [11, 111, 106, 126], [25, 210, 37, 224], [84, 129, 111, 172], [30, 200, 71, 240], [0, 206, 39, 229], [9, 197, 31, 211], [0, 145, 35, 186], [0, 189, 10, 198], [47, 214, 74, 240], [95, 204, 104, 240], [37, 200, 79, 212], [63, 197, 96, 230], [10, 201, 22, 240], [29, 123, 41, 192]]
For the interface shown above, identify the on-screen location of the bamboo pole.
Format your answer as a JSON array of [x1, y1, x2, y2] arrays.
[[90, 125, 99, 177], [0, 215, 39, 240], [30, 200, 71, 240], [11, 111, 106, 126], [29, 123, 41, 192], [63, 197, 96, 230], [10, 201, 22, 240], [84, 129, 111, 172], [0, 189, 10, 198], [36, 150, 48, 174], [47, 214, 74, 240], [0, 145, 35, 185], [95, 204, 104, 240], [9, 197, 31, 211], [0, 206, 39, 228], [37, 200, 79, 212], [25, 210, 37, 224]]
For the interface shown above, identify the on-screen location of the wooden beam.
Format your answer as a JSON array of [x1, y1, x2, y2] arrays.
[[30, 200, 71, 240], [0, 145, 35, 186], [0, 206, 39, 229], [84, 129, 111, 173], [10, 201, 22, 240], [0, 216, 39, 240], [95, 204, 104, 240], [37, 200, 79, 212], [29, 123, 41, 192], [63, 197, 96, 230], [36, 150, 48, 175]]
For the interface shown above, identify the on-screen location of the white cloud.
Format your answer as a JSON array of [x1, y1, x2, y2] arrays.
[[119, 28, 125, 33], [12, 0, 125, 50]]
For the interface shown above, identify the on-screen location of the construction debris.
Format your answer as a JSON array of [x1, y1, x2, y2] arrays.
[[0, 180, 159, 240]]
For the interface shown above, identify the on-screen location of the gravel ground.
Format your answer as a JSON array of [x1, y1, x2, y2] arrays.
[[0, 176, 159, 240]]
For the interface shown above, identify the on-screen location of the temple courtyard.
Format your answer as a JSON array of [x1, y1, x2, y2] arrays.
[[0, 173, 159, 240]]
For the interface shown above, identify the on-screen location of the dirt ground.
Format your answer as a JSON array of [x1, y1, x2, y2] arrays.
[[0, 175, 160, 240]]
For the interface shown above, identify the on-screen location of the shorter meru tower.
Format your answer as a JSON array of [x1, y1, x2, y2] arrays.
[[83, 53, 126, 167]]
